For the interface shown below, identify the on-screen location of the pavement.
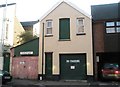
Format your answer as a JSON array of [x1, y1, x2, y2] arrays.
[[2, 79, 120, 87]]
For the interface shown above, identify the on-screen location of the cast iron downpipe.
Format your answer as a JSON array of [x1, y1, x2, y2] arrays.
[[42, 23, 44, 80]]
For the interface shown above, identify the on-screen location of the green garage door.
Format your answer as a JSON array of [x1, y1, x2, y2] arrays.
[[60, 54, 87, 80]]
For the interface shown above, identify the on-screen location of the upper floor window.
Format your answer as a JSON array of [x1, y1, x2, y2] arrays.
[[59, 18, 70, 40], [76, 18, 85, 34], [46, 20, 52, 35], [106, 22, 115, 27], [116, 21, 120, 33], [106, 28, 115, 33], [117, 22, 120, 26], [116, 27, 120, 33], [106, 21, 120, 34]]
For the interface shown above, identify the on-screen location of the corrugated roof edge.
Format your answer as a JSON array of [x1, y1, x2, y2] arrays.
[[21, 20, 39, 26], [10, 37, 39, 49], [39, 0, 91, 21]]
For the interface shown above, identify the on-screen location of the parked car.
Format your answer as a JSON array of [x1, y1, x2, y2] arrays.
[[0, 70, 12, 84], [101, 63, 120, 80]]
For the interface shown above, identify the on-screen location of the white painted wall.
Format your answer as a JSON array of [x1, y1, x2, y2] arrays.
[[33, 21, 40, 37], [0, 4, 16, 70], [0, 4, 16, 46], [0, 57, 3, 70]]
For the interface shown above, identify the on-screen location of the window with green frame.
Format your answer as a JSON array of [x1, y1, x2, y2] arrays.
[[59, 18, 70, 40]]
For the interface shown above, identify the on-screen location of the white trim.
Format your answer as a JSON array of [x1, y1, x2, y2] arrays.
[[39, 0, 91, 21], [64, 0, 91, 18]]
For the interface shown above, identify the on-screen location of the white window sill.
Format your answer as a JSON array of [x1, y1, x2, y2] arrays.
[[45, 34, 53, 37]]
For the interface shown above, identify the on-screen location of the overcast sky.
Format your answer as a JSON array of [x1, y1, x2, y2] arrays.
[[0, 0, 119, 22]]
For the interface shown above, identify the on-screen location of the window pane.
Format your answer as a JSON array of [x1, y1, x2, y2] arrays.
[[47, 22, 51, 27], [117, 22, 120, 26], [106, 28, 115, 33], [116, 27, 120, 33], [47, 28, 52, 34], [47, 20, 52, 28], [78, 19, 83, 26], [78, 26, 84, 33], [106, 22, 115, 26]]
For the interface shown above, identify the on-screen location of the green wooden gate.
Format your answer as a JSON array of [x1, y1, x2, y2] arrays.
[[3, 52, 10, 72], [60, 54, 87, 80]]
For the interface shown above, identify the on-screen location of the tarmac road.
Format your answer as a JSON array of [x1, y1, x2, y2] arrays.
[[1, 79, 120, 87]]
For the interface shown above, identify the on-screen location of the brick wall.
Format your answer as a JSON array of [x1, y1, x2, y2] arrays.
[[11, 56, 38, 79], [93, 22, 105, 53]]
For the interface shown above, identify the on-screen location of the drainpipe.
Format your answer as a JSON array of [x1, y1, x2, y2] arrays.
[[92, 20, 98, 81], [41, 23, 44, 80]]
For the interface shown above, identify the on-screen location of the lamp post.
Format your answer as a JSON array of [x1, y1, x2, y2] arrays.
[[0, 0, 8, 71]]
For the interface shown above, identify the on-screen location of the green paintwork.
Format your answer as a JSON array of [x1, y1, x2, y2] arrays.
[[45, 53, 52, 79], [59, 18, 70, 40], [3, 52, 10, 72], [60, 54, 87, 80], [14, 38, 39, 56]]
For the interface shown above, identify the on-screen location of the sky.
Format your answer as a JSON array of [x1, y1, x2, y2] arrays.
[[0, 0, 120, 22]]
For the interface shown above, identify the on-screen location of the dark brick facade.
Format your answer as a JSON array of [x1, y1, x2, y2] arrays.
[[93, 21, 105, 53], [91, 3, 120, 80]]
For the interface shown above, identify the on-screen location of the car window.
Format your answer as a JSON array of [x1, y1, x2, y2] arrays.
[[104, 63, 119, 69], [0, 70, 3, 74]]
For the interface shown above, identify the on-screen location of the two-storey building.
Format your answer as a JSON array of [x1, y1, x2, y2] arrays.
[[39, 0, 93, 81], [91, 2, 120, 80]]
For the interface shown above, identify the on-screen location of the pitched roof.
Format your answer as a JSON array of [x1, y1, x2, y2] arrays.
[[0, 3, 16, 8], [21, 20, 39, 27], [40, 0, 91, 21], [91, 3, 120, 21]]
